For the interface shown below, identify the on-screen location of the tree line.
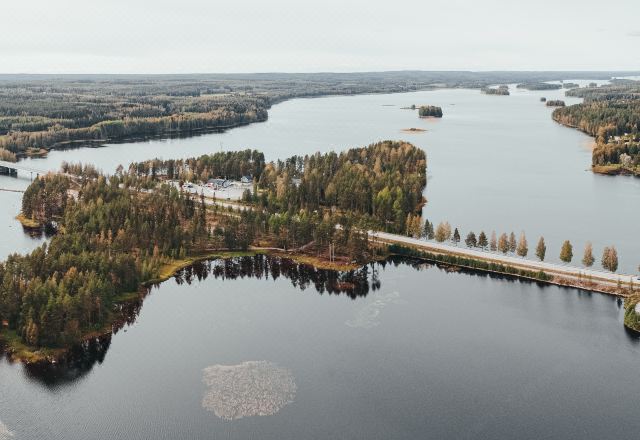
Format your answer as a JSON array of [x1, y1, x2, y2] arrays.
[[128, 141, 427, 235], [408, 217, 622, 272]]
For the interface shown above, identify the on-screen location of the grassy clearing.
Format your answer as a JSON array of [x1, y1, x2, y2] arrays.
[[15, 213, 41, 229]]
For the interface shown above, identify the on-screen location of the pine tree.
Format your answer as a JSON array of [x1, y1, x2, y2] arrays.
[[582, 242, 595, 267], [465, 231, 477, 247], [535, 237, 546, 261], [478, 231, 488, 249], [516, 232, 528, 257], [453, 228, 460, 245], [560, 240, 573, 263], [423, 220, 435, 240]]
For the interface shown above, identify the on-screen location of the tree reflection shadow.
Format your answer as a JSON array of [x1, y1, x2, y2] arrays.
[[18, 255, 381, 386]]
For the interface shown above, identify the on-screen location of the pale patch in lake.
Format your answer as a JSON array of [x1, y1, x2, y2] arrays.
[[346, 291, 404, 329], [0, 421, 13, 439], [202, 361, 297, 421]]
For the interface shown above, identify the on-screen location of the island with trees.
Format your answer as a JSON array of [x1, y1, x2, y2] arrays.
[[481, 86, 510, 95], [516, 83, 562, 91], [546, 100, 566, 107], [418, 106, 443, 118]]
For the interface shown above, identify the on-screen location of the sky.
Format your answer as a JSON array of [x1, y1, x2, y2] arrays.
[[1, 0, 639, 74]]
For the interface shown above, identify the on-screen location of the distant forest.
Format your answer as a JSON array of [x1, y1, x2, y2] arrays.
[[1, 71, 636, 159], [553, 81, 640, 175]]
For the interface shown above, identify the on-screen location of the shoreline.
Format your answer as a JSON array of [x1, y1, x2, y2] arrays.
[[3, 240, 636, 364], [551, 118, 640, 178]]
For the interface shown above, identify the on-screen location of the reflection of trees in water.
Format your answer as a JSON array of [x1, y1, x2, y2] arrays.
[[175, 255, 379, 299], [19, 255, 382, 385], [21, 292, 146, 387]]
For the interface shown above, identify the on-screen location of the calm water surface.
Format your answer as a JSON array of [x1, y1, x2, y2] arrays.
[[1, 82, 640, 439], [1, 80, 638, 270], [1, 256, 639, 440]]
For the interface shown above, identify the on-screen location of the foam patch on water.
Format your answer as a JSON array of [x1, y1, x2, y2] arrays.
[[202, 360, 297, 420], [0, 421, 13, 439], [346, 291, 404, 329]]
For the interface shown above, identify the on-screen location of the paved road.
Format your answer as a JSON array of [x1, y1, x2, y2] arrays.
[[371, 231, 638, 285]]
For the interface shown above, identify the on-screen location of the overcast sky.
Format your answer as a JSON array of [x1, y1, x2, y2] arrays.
[[2, 0, 639, 73]]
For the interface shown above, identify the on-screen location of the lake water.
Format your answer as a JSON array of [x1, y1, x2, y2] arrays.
[[1, 80, 638, 271], [1, 255, 639, 439], [1, 81, 640, 439]]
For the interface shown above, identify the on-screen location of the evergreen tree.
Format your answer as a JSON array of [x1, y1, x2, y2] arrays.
[[477, 231, 488, 249], [465, 231, 477, 248], [423, 219, 435, 240], [452, 228, 460, 245]]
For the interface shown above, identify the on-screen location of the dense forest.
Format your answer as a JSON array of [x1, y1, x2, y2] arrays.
[[1, 72, 635, 157], [0, 175, 208, 348], [129, 141, 426, 234], [418, 106, 443, 117], [0, 141, 426, 351], [553, 81, 640, 174]]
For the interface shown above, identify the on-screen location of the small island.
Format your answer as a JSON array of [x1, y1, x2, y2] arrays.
[[402, 128, 427, 133], [481, 86, 510, 96], [418, 105, 443, 118], [546, 100, 565, 107], [540, 97, 547, 102], [516, 83, 562, 91]]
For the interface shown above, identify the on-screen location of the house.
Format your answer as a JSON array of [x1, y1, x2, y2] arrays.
[[207, 178, 230, 189], [241, 175, 252, 184]]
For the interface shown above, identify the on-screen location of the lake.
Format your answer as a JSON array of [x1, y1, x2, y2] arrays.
[[1, 82, 640, 439], [1, 255, 639, 439], [1, 80, 638, 271]]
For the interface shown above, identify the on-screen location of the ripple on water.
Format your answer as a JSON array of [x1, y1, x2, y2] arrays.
[[202, 361, 297, 421], [346, 291, 404, 329]]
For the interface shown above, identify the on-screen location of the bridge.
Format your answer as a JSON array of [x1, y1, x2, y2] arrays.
[[0, 160, 75, 179]]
